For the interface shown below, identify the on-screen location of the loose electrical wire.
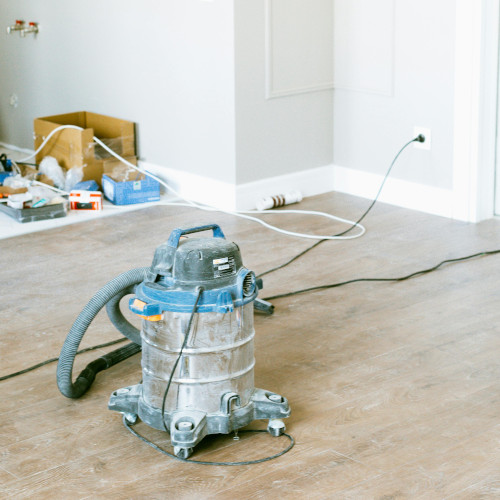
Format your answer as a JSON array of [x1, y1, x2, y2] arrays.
[[2, 131, 490, 379], [0, 337, 127, 382], [2, 131, 496, 379], [19, 125, 365, 241], [160, 287, 203, 434], [123, 417, 294, 466], [262, 249, 500, 301], [2, 249, 500, 380], [92, 134, 366, 241], [4, 126, 488, 465], [257, 136, 421, 278], [31, 180, 69, 195], [123, 286, 295, 465], [9, 158, 22, 175]]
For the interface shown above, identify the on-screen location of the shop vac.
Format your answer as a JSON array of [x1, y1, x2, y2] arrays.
[[57, 224, 290, 459]]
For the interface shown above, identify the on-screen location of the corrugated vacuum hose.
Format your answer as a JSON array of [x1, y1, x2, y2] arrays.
[[56, 267, 149, 399]]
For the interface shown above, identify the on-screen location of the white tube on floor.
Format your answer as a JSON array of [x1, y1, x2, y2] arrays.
[[256, 190, 303, 211]]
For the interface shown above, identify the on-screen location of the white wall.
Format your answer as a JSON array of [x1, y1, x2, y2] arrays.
[[330, 0, 499, 222], [0, 0, 336, 209], [0, 0, 237, 183], [332, 0, 456, 191], [234, 0, 334, 185], [1, 1, 495, 219]]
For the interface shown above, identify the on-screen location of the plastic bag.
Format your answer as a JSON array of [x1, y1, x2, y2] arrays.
[[28, 185, 58, 207], [39, 157, 66, 189], [3, 174, 31, 189], [64, 166, 83, 192]]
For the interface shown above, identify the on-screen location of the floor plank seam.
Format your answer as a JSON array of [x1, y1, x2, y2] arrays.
[[441, 467, 500, 500], [0, 465, 20, 481]]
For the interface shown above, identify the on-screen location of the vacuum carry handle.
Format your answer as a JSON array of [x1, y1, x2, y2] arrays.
[[167, 224, 225, 248]]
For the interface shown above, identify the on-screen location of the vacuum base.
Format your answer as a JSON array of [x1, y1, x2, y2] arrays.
[[109, 384, 290, 458]]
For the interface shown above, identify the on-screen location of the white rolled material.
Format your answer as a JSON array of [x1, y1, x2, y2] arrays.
[[256, 190, 303, 211]]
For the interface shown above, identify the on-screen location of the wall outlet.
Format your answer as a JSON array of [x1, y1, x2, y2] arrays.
[[413, 126, 431, 150]]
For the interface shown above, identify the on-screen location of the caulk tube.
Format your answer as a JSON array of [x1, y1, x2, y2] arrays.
[[256, 190, 303, 211]]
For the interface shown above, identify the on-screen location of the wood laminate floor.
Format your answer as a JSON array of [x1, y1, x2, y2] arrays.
[[1, 192, 499, 499]]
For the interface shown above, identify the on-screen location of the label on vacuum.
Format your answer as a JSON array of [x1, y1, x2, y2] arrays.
[[213, 256, 236, 277]]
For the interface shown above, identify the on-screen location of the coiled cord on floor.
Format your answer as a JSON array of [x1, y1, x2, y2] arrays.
[[123, 416, 294, 466]]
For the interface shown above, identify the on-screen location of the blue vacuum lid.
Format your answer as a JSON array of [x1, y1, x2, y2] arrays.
[[130, 224, 257, 315]]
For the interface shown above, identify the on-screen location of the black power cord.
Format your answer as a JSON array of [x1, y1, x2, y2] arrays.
[[263, 249, 500, 301], [0, 337, 128, 382], [0, 135, 424, 381], [3, 245, 498, 382], [123, 417, 294, 466], [160, 287, 204, 434], [258, 135, 424, 279]]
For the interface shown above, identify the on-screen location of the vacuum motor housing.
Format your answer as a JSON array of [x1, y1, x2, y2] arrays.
[[108, 224, 290, 458]]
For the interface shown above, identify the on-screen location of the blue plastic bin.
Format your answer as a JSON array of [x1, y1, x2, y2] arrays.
[[0, 172, 13, 185], [102, 172, 160, 205]]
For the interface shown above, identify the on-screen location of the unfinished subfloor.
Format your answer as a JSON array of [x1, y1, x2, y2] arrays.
[[1, 192, 499, 499]]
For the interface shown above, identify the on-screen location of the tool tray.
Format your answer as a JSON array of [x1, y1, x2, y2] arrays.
[[0, 200, 68, 223]]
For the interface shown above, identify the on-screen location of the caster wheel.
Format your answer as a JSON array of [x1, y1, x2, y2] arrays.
[[174, 446, 193, 459], [123, 413, 138, 425], [267, 419, 286, 437]]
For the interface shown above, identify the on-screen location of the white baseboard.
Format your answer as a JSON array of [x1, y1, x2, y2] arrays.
[[139, 162, 336, 211], [139, 161, 237, 210], [235, 165, 335, 210], [141, 161, 455, 218], [331, 165, 455, 219], [1, 142, 456, 218]]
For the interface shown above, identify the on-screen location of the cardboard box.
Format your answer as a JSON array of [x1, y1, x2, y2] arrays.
[[34, 111, 136, 187], [18, 165, 55, 187], [0, 186, 28, 196], [102, 157, 160, 205]]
